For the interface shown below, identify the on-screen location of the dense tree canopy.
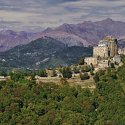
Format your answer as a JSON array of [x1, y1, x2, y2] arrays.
[[0, 56, 125, 124]]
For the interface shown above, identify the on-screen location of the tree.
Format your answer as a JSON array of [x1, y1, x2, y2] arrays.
[[0, 70, 7, 76], [90, 70, 94, 76], [110, 63, 115, 68], [79, 57, 85, 65], [73, 67, 80, 74], [93, 73, 99, 82], [62, 67, 72, 79], [9, 71, 24, 82], [81, 65, 91, 73], [39, 70, 47, 77], [90, 63, 94, 71], [1, 59, 125, 125], [80, 73, 90, 80], [94, 119, 105, 125]]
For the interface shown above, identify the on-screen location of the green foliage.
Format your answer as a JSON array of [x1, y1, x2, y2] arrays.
[[110, 63, 115, 68], [81, 65, 91, 73], [79, 57, 85, 65], [93, 73, 99, 82], [9, 71, 25, 82], [0, 38, 93, 69], [62, 67, 72, 79], [90, 70, 94, 76], [80, 73, 90, 80], [1, 57, 125, 124], [0, 70, 7, 76], [39, 70, 48, 77], [90, 63, 94, 71], [73, 67, 80, 74]]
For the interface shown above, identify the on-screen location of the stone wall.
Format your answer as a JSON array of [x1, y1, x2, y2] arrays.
[[85, 57, 98, 65], [98, 60, 109, 68], [93, 46, 109, 58]]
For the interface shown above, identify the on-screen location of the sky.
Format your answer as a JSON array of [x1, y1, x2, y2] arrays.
[[0, 0, 125, 31]]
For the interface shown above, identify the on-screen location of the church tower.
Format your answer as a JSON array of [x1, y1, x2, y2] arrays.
[[93, 36, 118, 58]]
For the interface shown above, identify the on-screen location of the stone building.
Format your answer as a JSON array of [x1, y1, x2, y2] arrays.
[[93, 36, 118, 58], [98, 60, 109, 68], [93, 46, 108, 58], [84, 36, 119, 69], [84, 57, 98, 65]]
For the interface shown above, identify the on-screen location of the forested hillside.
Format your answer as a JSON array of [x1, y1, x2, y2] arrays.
[[0, 37, 92, 69], [0, 57, 125, 125]]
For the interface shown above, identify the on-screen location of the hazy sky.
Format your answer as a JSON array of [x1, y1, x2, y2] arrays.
[[0, 0, 125, 31]]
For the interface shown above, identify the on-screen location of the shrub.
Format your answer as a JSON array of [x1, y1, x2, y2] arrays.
[[80, 73, 90, 80], [81, 65, 91, 73], [39, 70, 47, 77], [60, 78, 68, 85], [90, 70, 94, 76], [62, 67, 72, 79]]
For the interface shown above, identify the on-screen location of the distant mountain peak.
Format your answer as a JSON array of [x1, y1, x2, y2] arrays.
[[82, 21, 93, 24], [62, 23, 70, 26], [98, 18, 114, 24], [43, 27, 53, 33], [103, 18, 113, 22]]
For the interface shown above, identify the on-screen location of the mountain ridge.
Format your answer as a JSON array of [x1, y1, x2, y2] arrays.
[[1, 18, 125, 52], [0, 37, 93, 69]]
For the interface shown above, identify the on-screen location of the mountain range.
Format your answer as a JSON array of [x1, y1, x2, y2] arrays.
[[0, 37, 92, 69], [0, 18, 125, 69], [1, 18, 125, 52]]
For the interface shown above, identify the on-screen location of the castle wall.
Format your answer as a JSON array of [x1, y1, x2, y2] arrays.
[[93, 46, 109, 58], [85, 57, 98, 65], [98, 60, 109, 68]]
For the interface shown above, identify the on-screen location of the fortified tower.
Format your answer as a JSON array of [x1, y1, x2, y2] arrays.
[[93, 36, 118, 58]]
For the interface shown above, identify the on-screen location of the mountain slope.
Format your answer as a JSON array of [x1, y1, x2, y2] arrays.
[[0, 30, 35, 51], [29, 18, 125, 47], [35, 31, 90, 47], [0, 37, 92, 69], [1, 18, 125, 51], [51, 18, 125, 45]]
